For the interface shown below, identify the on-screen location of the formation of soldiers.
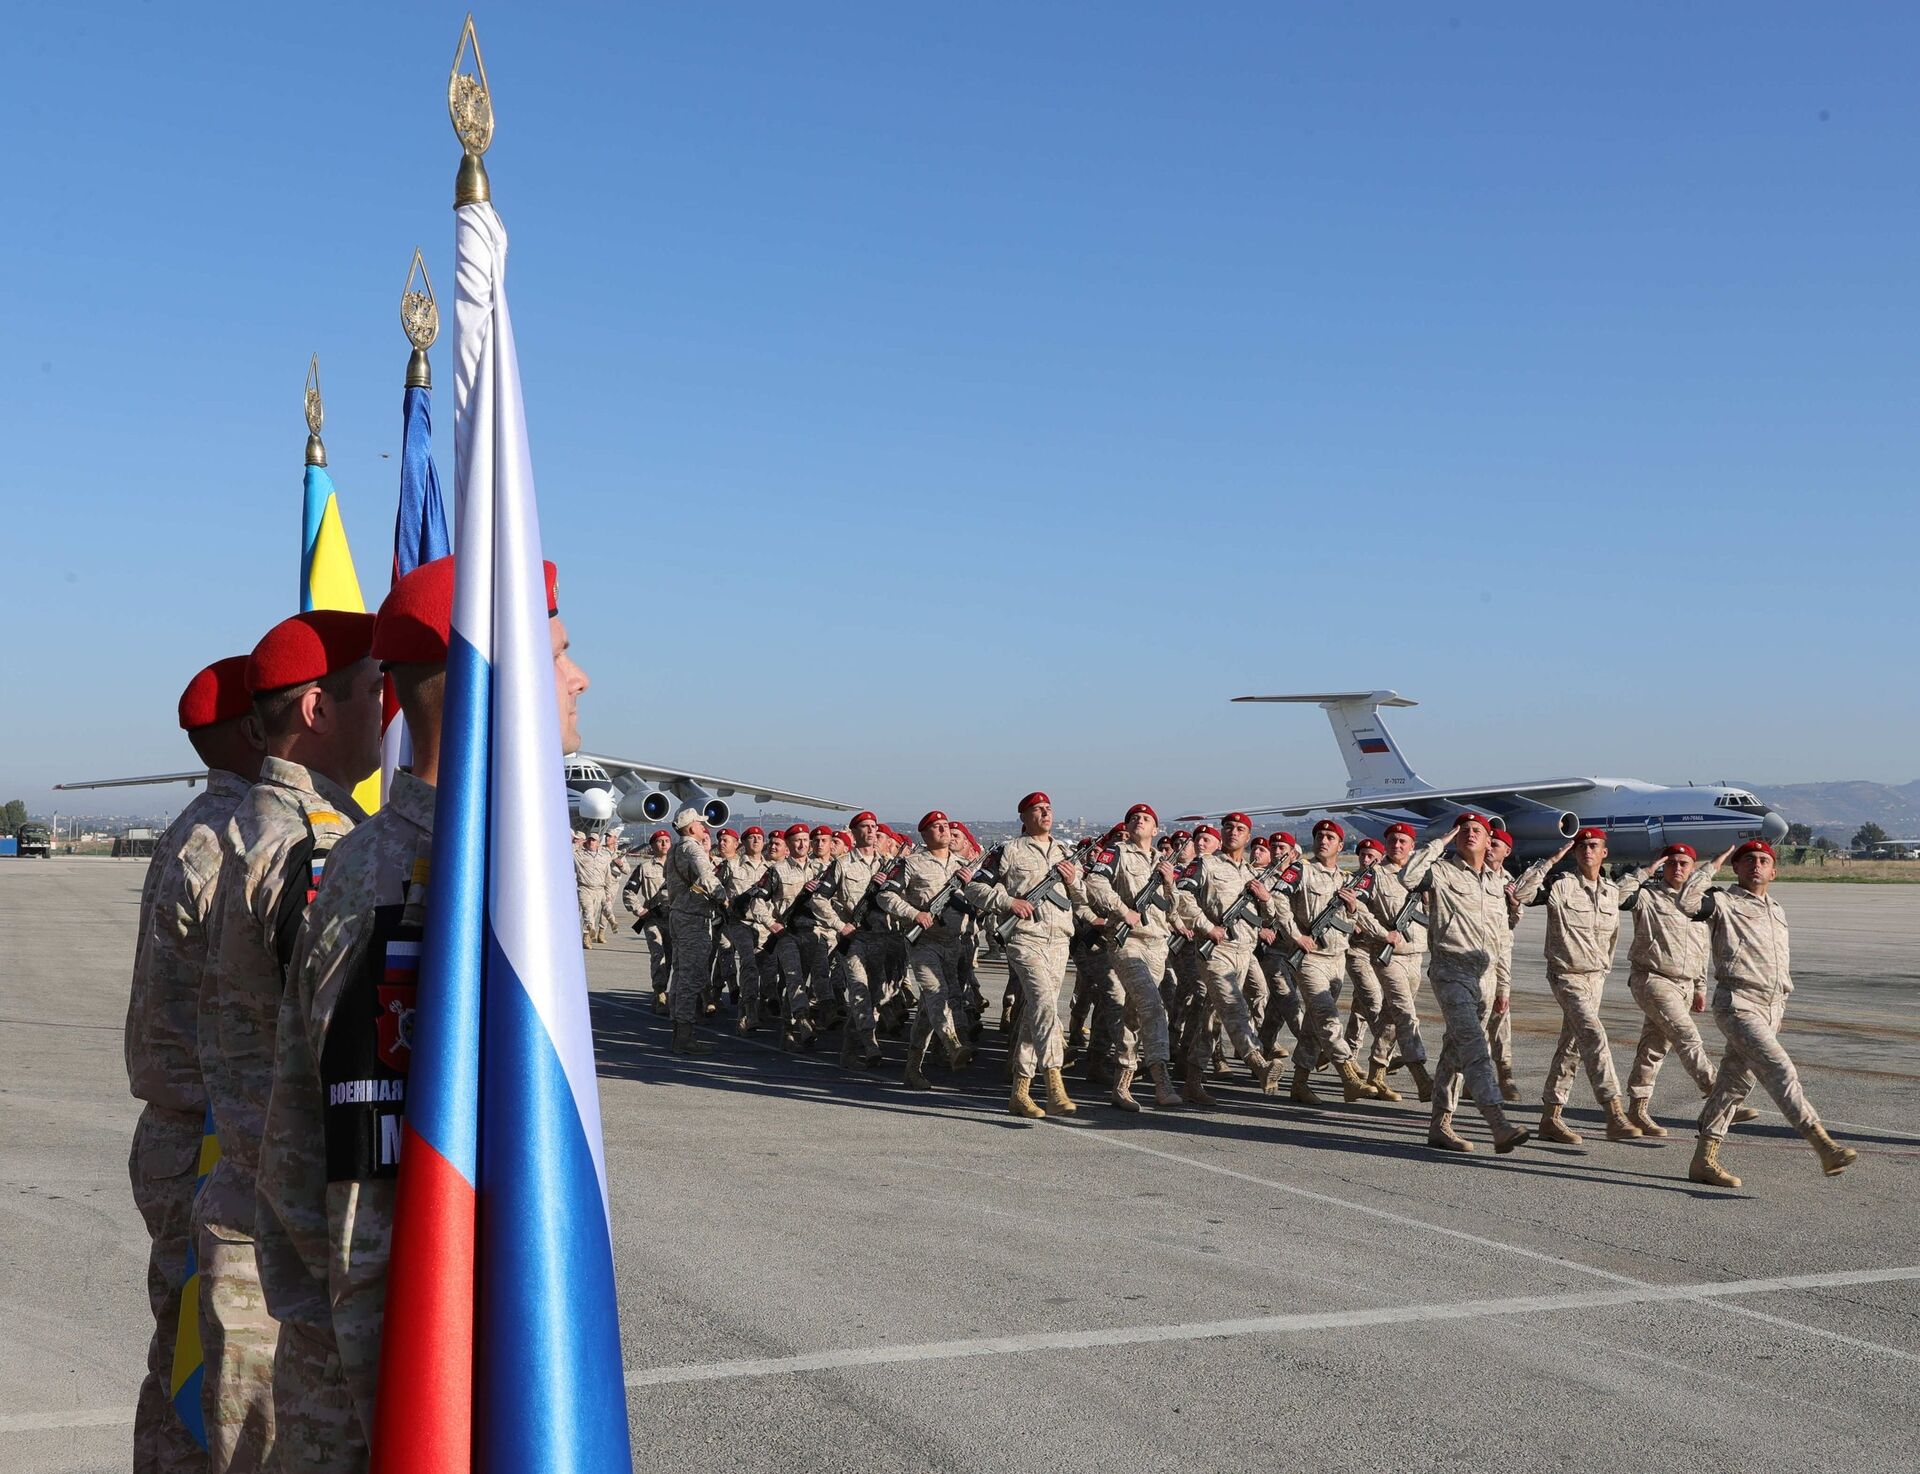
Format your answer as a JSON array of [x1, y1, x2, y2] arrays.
[[122, 550, 1856, 1473], [598, 796, 1860, 1187]]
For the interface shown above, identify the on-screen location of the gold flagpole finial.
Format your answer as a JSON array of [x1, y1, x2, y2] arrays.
[[304, 353, 327, 467], [449, 14, 494, 207], [402, 249, 439, 389]]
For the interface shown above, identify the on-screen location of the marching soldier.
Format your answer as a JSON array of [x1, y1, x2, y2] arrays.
[[662, 809, 727, 1055], [1513, 829, 1646, 1144], [963, 792, 1087, 1119], [623, 828, 672, 1010], [1484, 828, 1523, 1100], [1082, 803, 1183, 1110], [575, 831, 609, 946], [1416, 814, 1530, 1154], [600, 838, 628, 943], [1679, 840, 1857, 1188], [764, 824, 829, 1049], [1340, 837, 1393, 1093], [127, 657, 263, 1474], [720, 826, 773, 1032], [1168, 812, 1284, 1104], [196, 610, 383, 1471], [1254, 832, 1304, 1055], [1351, 822, 1435, 1102], [1273, 820, 1385, 1105], [818, 810, 891, 1068], [874, 811, 978, 1089]]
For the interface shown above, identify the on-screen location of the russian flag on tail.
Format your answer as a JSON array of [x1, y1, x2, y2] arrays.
[[371, 196, 631, 1471]]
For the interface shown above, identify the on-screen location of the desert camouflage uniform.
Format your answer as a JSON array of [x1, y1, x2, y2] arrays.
[[1514, 861, 1644, 1110], [1621, 871, 1716, 1101], [964, 835, 1086, 1078], [1418, 850, 1520, 1134], [255, 770, 434, 1471], [600, 850, 627, 939], [127, 769, 252, 1474], [818, 845, 891, 1057], [762, 857, 828, 1039], [1169, 853, 1274, 1073], [1673, 871, 1825, 1141], [622, 855, 670, 998], [1083, 843, 1175, 1071], [663, 834, 725, 1024], [718, 852, 772, 1025], [196, 757, 363, 1472], [1274, 858, 1364, 1073], [1351, 839, 1442, 1071], [574, 842, 610, 942], [875, 849, 975, 1068]]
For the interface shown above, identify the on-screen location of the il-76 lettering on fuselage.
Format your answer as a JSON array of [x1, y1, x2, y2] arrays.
[[1205, 690, 1789, 864]]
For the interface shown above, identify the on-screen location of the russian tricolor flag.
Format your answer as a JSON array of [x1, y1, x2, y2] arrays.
[[371, 197, 631, 1471]]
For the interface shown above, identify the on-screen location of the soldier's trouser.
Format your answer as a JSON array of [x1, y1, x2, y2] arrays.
[[599, 888, 622, 937], [1241, 956, 1269, 1035], [723, 922, 766, 1017], [1187, 944, 1261, 1072], [1343, 949, 1382, 1049], [1364, 951, 1428, 1070], [1430, 970, 1510, 1129], [643, 932, 670, 994], [838, 933, 887, 1043], [907, 942, 967, 1054], [1258, 953, 1302, 1052], [198, 1231, 276, 1473], [1004, 930, 1071, 1077], [1289, 952, 1356, 1070], [1489, 948, 1515, 1078], [1111, 937, 1172, 1070], [667, 914, 713, 1025], [1542, 969, 1621, 1108], [130, 1105, 205, 1474], [768, 933, 811, 1028], [576, 886, 598, 937], [1699, 990, 1820, 1141], [1626, 968, 1715, 1100], [268, 1321, 365, 1474]]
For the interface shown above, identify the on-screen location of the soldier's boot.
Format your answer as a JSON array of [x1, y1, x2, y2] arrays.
[[1008, 1075, 1046, 1120], [1338, 1059, 1381, 1103], [1688, 1135, 1741, 1188], [947, 1033, 975, 1071], [863, 1033, 885, 1069], [1148, 1062, 1182, 1108], [838, 1030, 860, 1071], [1109, 1067, 1141, 1113], [1043, 1068, 1078, 1117], [786, 1019, 816, 1053], [1538, 1107, 1584, 1145], [1491, 1113, 1531, 1154], [1625, 1098, 1667, 1137], [1428, 1112, 1474, 1153], [1732, 1106, 1761, 1123], [670, 1022, 711, 1057], [1244, 1050, 1283, 1095], [903, 1038, 933, 1091], [1085, 1050, 1113, 1088], [1498, 1071, 1520, 1103], [1405, 1060, 1434, 1103], [1211, 1049, 1233, 1081], [1182, 1064, 1217, 1108], [1604, 1099, 1644, 1141], [1365, 1065, 1403, 1103], [1805, 1125, 1858, 1177], [1289, 1066, 1322, 1107]]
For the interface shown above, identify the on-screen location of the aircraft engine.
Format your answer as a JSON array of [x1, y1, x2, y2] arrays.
[[676, 783, 730, 829], [618, 787, 675, 825], [1492, 802, 1580, 847]]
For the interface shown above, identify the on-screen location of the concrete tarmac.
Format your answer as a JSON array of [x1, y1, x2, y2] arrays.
[[3, 856, 1916, 1472]]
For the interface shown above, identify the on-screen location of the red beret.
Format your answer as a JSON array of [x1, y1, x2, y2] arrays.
[[1018, 791, 1051, 812], [1660, 842, 1696, 859], [720, 828, 739, 842], [1125, 802, 1157, 823], [918, 810, 948, 832], [1575, 827, 1606, 842], [813, 824, 835, 836], [543, 560, 559, 616], [743, 826, 764, 838], [177, 656, 253, 731], [1269, 832, 1297, 849], [246, 611, 376, 694], [1356, 837, 1384, 855], [1489, 830, 1515, 849], [835, 829, 853, 845], [373, 556, 455, 665], [1222, 811, 1253, 829], [785, 824, 810, 840], [1313, 819, 1345, 839], [1733, 839, 1775, 860], [1453, 812, 1490, 831], [850, 810, 878, 827], [1193, 824, 1221, 842], [651, 829, 671, 842], [1171, 830, 1192, 842], [1384, 822, 1417, 842]]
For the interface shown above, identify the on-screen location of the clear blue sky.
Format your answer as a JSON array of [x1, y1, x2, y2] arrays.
[[3, 3, 1914, 820]]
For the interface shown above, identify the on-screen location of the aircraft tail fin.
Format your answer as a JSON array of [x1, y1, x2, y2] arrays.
[[1232, 691, 1427, 795]]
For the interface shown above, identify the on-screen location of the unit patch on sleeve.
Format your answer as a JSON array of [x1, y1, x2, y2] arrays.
[[321, 902, 419, 1181]]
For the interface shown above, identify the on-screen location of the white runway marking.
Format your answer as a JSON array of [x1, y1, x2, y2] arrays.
[[0, 1407, 134, 1433], [622, 1267, 1920, 1389]]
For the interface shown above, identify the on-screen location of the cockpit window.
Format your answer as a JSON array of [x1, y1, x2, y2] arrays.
[[1715, 793, 1762, 810]]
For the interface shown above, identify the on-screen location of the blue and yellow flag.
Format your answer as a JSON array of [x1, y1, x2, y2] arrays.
[[167, 1109, 221, 1446], [301, 449, 380, 815]]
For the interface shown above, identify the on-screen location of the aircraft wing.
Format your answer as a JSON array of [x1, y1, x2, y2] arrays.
[[579, 753, 859, 813], [55, 771, 212, 791], [1186, 779, 1594, 821]]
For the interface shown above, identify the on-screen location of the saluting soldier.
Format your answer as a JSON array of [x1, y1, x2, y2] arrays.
[[127, 657, 263, 1474], [874, 811, 977, 1089], [1083, 803, 1184, 1110], [963, 792, 1087, 1119], [1484, 828, 1523, 1100], [196, 611, 383, 1471], [1273, 819, 1385, 1105]]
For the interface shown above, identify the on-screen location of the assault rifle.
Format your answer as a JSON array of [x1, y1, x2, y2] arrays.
[[1372, 870, 1430, 964], [903, 852, 984, 944], [1101, 848, 1182, 947], [1196, 861, 1300, 962], [1281, 868, 1376, 970], [847, 849, 913, 932], [988, 846, 1078, 944]]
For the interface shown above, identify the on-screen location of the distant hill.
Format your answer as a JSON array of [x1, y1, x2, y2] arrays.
[[1740, 780, 1920, 841]]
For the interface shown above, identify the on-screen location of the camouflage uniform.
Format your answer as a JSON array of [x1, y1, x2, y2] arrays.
[[622, 855, 670, 998], [1083, 843, 1175, 1070], [963, 835, 1086, 1078], [663, 834, 725, 1024], [574, 842, 609, 943], [127, 769, 252, 1474], [1274, 858, 1364, 1073], [1353, 839, 1443, 1071], [762, 857, 828, 1039], [196, 757, 363, 1472], [600, 849, 627, 938], [1418, 850, 1520, 1134], [255, 770, 434, 1471], [1513, 861, 1644, 1110], [817, 845, 891, 1058], [1621, 871, 1716, 1101], [875, 849, 975, 1071], [1169, 853, 1274, 1071], [718, 852, 772, 1025]]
